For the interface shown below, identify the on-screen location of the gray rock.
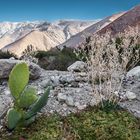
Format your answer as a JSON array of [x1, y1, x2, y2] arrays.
[[0, 59, 41, 80], [39, 79, 51, 88], [59, 74, 75, 84], [51, 75, 60, 86], [90, 98, 101, 106], [67, 61, 87, 72], [126, 66, 140, 78], [119, 100, 140, 118], [0, 94, 12, 119], [77, 104, 87, 110], [9, 57, 15, 60], [65, 96, 74, 106], [125, 91, 137, 100], [57, 93, 67, 102]]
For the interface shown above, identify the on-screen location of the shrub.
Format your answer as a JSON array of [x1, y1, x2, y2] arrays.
[[20, 45, 38, 63], [74, 36, 91, 62], [0, 50, 17, 59], [7, 62, 50, 130], [85, 27, 140, 102], [35, 47, 79, 71]]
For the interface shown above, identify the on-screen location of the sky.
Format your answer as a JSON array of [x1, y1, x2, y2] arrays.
[[0, 0, 140, 22]]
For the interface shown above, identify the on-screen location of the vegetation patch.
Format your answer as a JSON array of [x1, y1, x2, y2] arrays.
[[0, 50, 17, 59], [35, 47, 79, 71], [1, 104, 140, 140]]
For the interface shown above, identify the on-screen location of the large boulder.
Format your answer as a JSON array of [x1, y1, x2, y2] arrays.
[[67, 61, 87, 72], [0, 59, 42, 80], [126, 66, 140, 78]]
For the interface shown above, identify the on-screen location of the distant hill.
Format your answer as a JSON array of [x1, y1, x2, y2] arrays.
[[0, 20, 96, 56]]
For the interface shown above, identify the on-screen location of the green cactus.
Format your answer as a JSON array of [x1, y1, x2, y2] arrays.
[[7, 108, 22, 130], [25, 87, 50, 119], [7, 62, 50, 130], [9, 63, 29, 99], [18, 86, 38, 108]]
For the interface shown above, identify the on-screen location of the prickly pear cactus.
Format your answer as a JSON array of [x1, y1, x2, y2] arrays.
[[8, 62, 29, 99], [7, 62, 50, 130], [7, 108, 22, 130], [26, 87, 50, 119], [19, 86, 38, 108]]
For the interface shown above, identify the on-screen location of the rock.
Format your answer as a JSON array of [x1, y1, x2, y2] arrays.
[[29, 62, 42, 79], [125, 91, 137, 100], [57, 93, 67, 102], [9, 57, 15, 60], [0, 59, 41, 80], [119, 100, 140, 118], [67, 61, 87, 72], [90, 98, 101, 106], [77, 104, 87, 110], [39, 79, 51, 88], [65, 96, 74, 106], [0, 94, 12, 119], [126, 66, 140, 78], [59, 75, 75, 84], [74, 102, 87, 110], [51, 75, 60, 86], [114, 91, 119, 96]]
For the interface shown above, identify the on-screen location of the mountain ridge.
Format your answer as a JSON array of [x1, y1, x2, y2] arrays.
[[0, 20, 97, 56], [1, 5, 140, 56]]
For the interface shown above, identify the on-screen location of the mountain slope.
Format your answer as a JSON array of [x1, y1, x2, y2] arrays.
[[0, 20, 97, 56], [0, 21, 42, 49], [2, 30, 59, 55], [97, 5, 140, 35], [58, 12, 125, 49]]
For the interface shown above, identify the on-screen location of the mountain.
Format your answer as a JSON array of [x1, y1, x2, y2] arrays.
[[0, 20, 97, 56], [0, 21, 41, 49], [58, 12, 125, 49], [97, 5, 140, 35], [1, 5, 140, 56], [59, 5, 140, 49]]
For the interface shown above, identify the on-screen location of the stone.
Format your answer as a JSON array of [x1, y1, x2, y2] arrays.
[[90, 98, 101, 106], [114, 91, 119, 96], [59, 75, 75, 84], [0, 94, 12, 119], [57, 93, 67, 102], [67, 61, 87, 72], [126, 66, 140, 78], [9, 57, 15, 60], [0, 59, 41, 80], [125, 91, 137, 100], [65, 96, 74, 106], [51, 76, 60, 86], [77, 104, 87, 110], [39, 79, 51, 88], [74, 102, 87, 110]]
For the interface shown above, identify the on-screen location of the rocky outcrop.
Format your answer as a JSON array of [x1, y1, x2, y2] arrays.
[[0, 59, 41, 80], [67, 61, 87, 72], [126, 66, 140, 78], [119, 66, 140, 117]]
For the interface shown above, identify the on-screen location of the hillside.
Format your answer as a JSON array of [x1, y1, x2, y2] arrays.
[[0, 20, 96, 56], [58, 12, 125, 49]]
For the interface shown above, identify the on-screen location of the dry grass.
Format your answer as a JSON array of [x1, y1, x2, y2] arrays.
[[75, 27, 140, 103]]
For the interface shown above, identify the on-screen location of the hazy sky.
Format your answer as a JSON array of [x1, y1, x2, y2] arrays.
[[0, 0, 140, 22]]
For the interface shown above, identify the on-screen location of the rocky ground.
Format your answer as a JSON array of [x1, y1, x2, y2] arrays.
[[119, 67, 140, 118], [0, 59, 140, 129]]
